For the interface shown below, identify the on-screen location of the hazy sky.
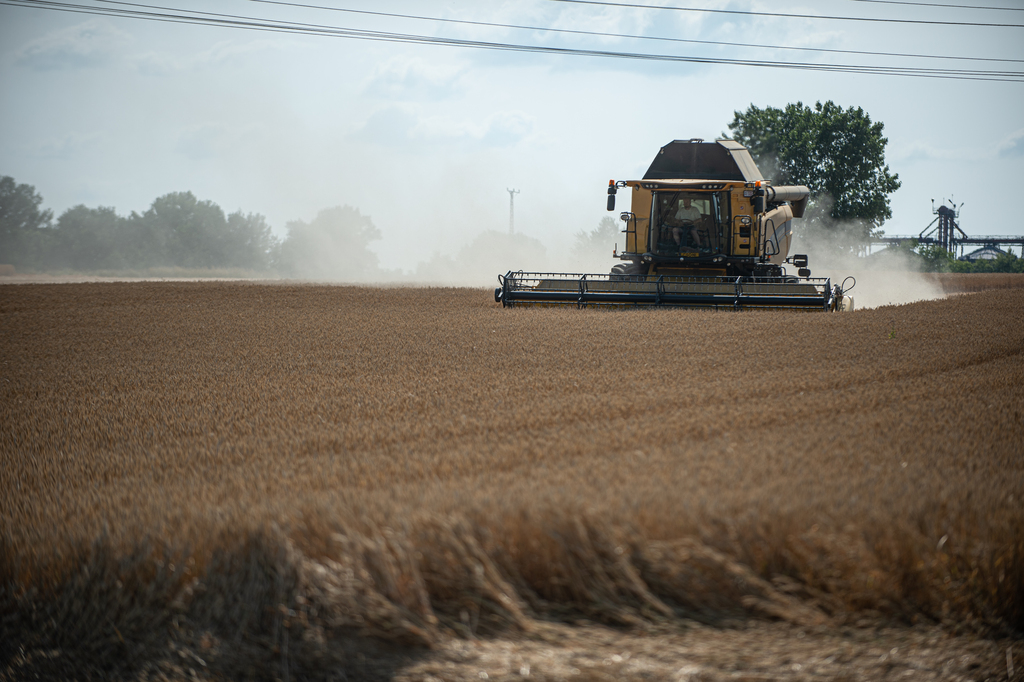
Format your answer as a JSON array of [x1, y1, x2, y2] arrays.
[[2, 0, 1022, 274]]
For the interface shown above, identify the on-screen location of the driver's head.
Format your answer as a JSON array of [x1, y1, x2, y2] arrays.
[[682, 197, 692, 207]]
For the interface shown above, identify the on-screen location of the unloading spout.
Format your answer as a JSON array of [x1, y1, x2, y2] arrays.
[[764, 185, 810, 217]]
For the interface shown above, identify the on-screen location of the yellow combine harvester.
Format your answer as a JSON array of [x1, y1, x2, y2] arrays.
[[495, 139, 854, 311]]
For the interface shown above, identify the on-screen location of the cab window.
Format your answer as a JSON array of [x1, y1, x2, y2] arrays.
[[652, 192, 716, 254]]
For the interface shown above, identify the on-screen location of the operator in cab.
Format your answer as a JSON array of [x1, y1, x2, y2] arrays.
[[671, 196, 704, 249]]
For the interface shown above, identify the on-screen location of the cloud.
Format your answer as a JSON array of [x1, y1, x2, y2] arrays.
[[542, 1, 657, 42], [355, 107, 419, 147], [362, 56, 466, 101], [15, 20, 131, 71], [33, 132, 103, 159], [129, 38, 290, 76], [890, 140, 992, 164], [132, 51, 181, 77], [998, 129, 1024, 158], [481, 111, 534, 148], [195, 38, 291, 66], [353, 107, 534, 150], [176, 123, 232, 160], [891, 141, 940, 164], [893, 133, 1024, 165]]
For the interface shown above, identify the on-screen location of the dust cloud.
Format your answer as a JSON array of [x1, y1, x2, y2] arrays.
[[795, 230, 945, 310], [396, 215, 946, 310], [410, 230, 553, 286], [403, 215, 622, 286]]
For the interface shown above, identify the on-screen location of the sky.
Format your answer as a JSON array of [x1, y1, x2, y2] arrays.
[[1, 0, 1022, 279]]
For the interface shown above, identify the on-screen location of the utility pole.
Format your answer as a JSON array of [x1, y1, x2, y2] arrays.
[[507, 188, 520, 235]]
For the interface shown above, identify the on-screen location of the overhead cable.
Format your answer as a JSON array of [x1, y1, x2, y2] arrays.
[[546, 0, 1024, 28], [3, 0, 1023, 82], [845, 0, 1024, 11], [244, 0, 1024, 64]]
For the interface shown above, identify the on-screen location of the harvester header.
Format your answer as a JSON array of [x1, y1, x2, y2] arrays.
[[496, 139, 853, 311]]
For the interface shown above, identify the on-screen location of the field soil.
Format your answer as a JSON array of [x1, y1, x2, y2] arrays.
[[1, 282, 1022, 681]]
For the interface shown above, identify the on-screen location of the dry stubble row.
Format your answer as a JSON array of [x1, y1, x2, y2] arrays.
[[1, 281, 1022, 680]]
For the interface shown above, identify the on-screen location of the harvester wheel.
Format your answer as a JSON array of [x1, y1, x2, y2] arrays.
[[610, 262, 645, 280]]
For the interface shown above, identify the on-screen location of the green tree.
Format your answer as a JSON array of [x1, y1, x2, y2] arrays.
[[990, 251, 1024, 273], [0, 175, 54, 268], [277, 206, 381, 280], [916, 244, 955, 272], [950, 251, 1024, 273], [223, 211, 278, 271], [52, 205, 126, 270], [2, 181, 279, 273], [140, 191, 230, 268], [727, 101, 901, 248]]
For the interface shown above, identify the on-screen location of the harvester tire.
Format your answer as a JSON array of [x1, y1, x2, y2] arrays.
[[610, 262, 645, 280]]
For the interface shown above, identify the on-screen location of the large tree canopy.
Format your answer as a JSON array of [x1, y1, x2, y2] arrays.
[[727, 101, 901, 245], [134, 193, 277, 270], [141, 191, 232, 268], [53, 205, 126, 270]]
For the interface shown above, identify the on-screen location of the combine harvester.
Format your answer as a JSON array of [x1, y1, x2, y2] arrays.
[[495, 139, 854, 311]]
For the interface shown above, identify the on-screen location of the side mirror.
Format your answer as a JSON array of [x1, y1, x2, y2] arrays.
[[798, 267, 811, 278], [792, 254, 808, 268], [607, 180, 617, 211]]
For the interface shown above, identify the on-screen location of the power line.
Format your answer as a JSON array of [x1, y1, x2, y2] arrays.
[[3, 0, 1023, 82], [10, 0, 1023, 80], [546, 0, 1024, 28], [245, 0, 1024, 64], [846, 0, 1024, 11]]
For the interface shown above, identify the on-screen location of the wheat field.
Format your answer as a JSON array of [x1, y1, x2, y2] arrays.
[[2, 281, 1022, 681], [927, 272, 1024, 294]]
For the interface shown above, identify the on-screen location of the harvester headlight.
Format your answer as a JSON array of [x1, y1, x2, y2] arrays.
[[739, 216, 752, 225]]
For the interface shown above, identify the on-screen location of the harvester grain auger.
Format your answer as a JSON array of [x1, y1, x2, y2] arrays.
[[494, 139, 855, 311]]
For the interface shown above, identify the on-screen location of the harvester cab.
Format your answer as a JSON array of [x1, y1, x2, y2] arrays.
[[496, 139, 855, 311]]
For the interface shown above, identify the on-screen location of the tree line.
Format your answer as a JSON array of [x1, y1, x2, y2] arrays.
[[0, 175, 380, 277], [911, 243, 1024, 273]]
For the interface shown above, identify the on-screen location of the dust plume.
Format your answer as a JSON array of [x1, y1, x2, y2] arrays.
[[411, 230, 552, 286], [792, 204, 944, 310], [277, 205, 386, 282], [560, 215, 623, 276]]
